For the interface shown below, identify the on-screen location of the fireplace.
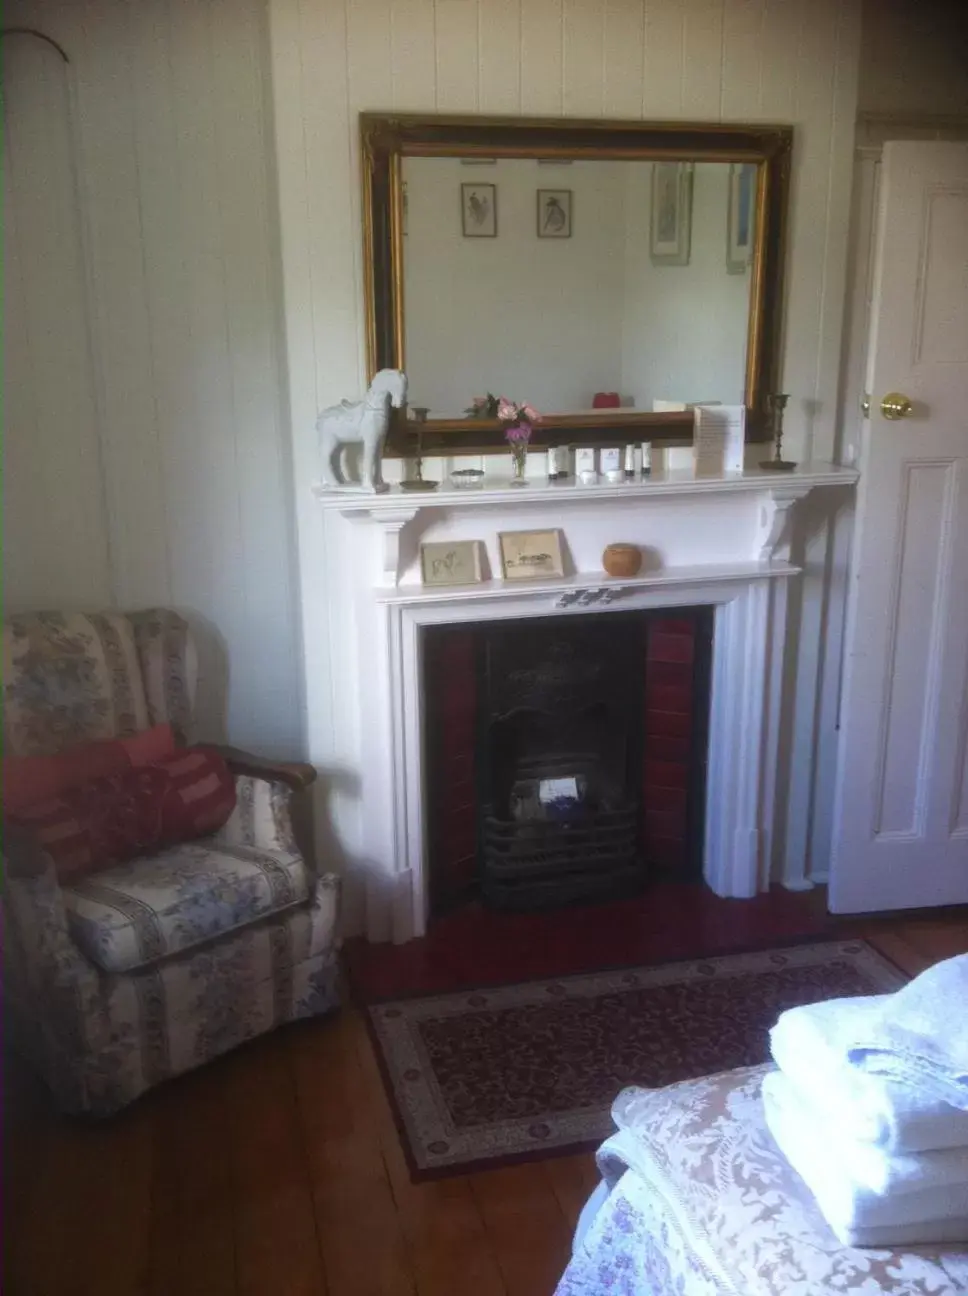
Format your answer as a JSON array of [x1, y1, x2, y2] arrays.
[[314, 462, 858, 941], [423, 608, 713, 914]]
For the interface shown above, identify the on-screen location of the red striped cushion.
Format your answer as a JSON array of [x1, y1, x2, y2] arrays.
[[8, 747, 236, 885], [2, 723, 176, 816]]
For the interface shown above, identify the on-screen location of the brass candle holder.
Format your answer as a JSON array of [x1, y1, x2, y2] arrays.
[[399, 407, 439, 491], [759, 393, 796, 471]]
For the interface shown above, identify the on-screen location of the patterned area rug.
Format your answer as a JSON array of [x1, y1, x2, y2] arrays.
[[366, 939, 906, 1178]]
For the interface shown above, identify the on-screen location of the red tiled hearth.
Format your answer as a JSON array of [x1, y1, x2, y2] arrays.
[[345, 881, 839, 1003]]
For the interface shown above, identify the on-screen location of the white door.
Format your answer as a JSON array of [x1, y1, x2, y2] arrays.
[[830, 141, 968, 914]]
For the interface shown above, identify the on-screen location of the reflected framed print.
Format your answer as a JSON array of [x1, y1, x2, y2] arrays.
[[727, 162, 757, 273], [537, 189, 572, 238], [649, 161, 693, 265], [461, 182, 497, 237]]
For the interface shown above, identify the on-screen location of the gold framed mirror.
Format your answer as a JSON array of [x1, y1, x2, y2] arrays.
[[361, 113, 792, 457]]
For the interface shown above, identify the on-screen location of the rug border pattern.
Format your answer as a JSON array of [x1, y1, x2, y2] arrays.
[[366, 939, 907, 1179]]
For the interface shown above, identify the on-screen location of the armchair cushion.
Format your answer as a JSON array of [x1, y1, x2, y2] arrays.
[[9, 747, 236, 884], [62, 840, 311, 973], [3, 723, 176, 815]]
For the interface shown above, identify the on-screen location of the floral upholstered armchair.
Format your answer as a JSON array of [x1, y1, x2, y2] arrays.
[[2, 610, 340, 1114]]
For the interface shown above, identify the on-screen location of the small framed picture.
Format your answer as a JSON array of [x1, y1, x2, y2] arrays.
[[420, 540, 484, 587], [499, 529, 565, 581], [727, 162, 757, 273], [650, 162, 693, 265], [537, 188, 572, 238], [461, 183, 497, 238]]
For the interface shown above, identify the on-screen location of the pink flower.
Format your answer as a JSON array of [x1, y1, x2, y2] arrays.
[[505, 422, 531, 446], [522, 404, 542, 424], [497, 397, 518, 422]]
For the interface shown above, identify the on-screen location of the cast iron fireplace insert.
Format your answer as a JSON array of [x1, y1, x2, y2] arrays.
[[423, 607, 713, 915]]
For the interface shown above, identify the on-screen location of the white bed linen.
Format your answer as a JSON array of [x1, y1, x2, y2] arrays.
[[554, 1065, 968, 1296]]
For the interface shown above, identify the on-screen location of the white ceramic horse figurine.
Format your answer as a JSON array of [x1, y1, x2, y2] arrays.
[[316, 369, 408, 493]]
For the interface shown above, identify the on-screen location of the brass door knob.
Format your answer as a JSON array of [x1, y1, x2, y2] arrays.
[[880, 392, 913, 420]]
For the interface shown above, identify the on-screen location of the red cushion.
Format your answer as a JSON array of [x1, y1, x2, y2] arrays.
[[3, 724, 176, 816], [8, 746, 236, 885]]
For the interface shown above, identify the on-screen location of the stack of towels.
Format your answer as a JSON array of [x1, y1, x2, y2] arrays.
[[763, 952, 968, 1248]]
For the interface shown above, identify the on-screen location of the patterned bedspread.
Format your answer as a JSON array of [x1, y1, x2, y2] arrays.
[[555, 1065, 968, 1296]]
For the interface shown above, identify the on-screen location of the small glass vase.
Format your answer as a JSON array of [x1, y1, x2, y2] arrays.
[[510, 449, 528, 484]]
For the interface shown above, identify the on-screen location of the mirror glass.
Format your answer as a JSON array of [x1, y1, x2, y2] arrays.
[[402, 156, 757, 419]]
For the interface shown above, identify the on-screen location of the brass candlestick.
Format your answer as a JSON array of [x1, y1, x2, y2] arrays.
[[759, 393, 796, 471], [400, 407, 439, 491]]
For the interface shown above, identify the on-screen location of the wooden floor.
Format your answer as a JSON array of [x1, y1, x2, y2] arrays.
[[7, 908, 968, 1296]]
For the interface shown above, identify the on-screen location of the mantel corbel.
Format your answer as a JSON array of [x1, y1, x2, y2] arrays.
[[756, 483, 813, 563], [339, 503, 422, 585]]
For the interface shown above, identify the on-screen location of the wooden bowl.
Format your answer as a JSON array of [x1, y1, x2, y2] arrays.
[[602, 543, 642, 578]]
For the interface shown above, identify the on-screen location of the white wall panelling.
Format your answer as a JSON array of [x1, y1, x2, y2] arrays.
[[2, 1, 302, 757], [2, 34, 113, 609]]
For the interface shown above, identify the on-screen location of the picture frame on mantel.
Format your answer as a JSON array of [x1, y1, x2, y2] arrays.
[[499, 529, 565, 581], [420, 540, 485, 587]]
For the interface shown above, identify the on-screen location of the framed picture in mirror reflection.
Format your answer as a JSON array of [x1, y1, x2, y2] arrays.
[[461, 182, 497, 237], [727, 163, 757, 273], [649, 162, 693, 266], [537, 189, 572, 238]]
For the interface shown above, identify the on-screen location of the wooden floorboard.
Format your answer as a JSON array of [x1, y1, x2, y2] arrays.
[[350, 1013, 507, 1296], [148, 1058, 238, 1296], [7, 910, 968, 1296], [223, 1035, 326, 1296]]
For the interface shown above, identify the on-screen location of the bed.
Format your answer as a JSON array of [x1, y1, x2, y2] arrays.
[[555, 1064, 968, 1296]]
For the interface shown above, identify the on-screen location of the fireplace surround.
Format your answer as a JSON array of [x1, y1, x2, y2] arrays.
[[315, 463, 858, 942]]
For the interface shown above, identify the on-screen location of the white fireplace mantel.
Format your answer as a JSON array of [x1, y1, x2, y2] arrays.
[[314, 461, 858, 942], [314, 462, 858, 586]]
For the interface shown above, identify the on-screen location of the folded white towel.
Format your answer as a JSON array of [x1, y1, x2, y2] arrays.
[[847, 955, 968, 1110], [836, 1216, 968, 1250], [762, 1070, 968, 1247], [771, 994, 968, 1153], [766, 1065, 968, 1195]]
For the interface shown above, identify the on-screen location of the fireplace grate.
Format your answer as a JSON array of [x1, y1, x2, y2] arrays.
[[481, 803, 640, 910]]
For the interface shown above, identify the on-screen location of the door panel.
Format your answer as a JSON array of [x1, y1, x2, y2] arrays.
[[830, 143, 968, 913]]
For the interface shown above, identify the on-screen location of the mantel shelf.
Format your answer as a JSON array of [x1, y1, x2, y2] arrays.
[[374, 560, 801, 605], [313, 461, 857, 514]]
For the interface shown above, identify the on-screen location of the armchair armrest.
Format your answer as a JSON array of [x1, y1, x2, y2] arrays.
[[211, 750, 317, 863], [214, 745, 317, 792]]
